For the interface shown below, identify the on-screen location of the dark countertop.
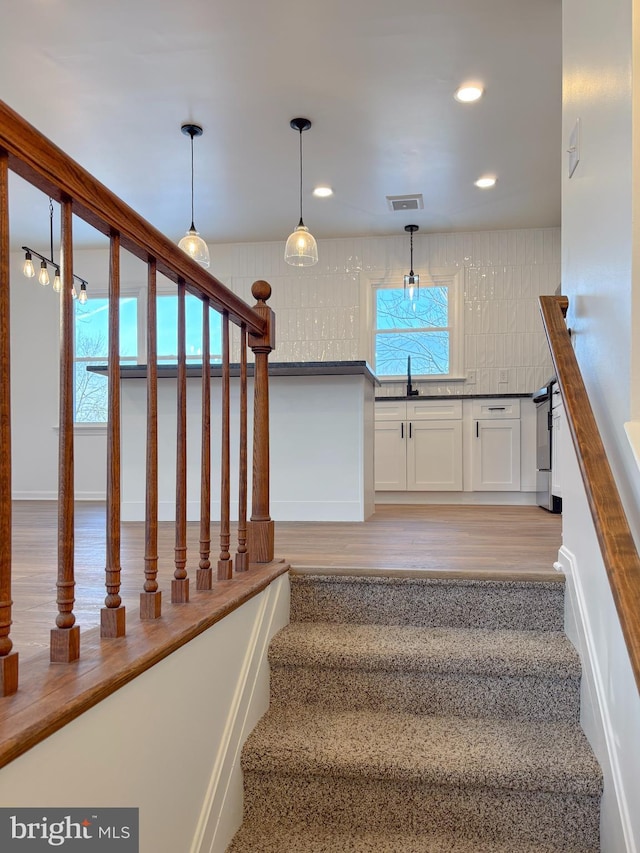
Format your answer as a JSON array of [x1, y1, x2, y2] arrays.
[[376, 392, 532, 401], [88, 360, 380, 386]]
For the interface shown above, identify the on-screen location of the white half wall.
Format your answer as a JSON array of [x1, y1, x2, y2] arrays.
[[0, 573, 290, 853], [558, 404, 640, 853]]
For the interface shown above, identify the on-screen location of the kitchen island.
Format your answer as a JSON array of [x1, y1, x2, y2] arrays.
[[96, 361, 378, 523]]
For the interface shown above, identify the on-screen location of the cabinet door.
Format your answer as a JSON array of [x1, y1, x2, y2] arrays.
[[374, 421, 407, 490], [472, 419, 521, 491], [407, 420, 463, 491]]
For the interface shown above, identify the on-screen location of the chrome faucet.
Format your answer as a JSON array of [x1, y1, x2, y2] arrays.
[[406, 355, 419, 397]]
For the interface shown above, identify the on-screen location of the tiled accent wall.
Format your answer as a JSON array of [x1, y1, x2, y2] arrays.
[[220, 226, 559, 396]]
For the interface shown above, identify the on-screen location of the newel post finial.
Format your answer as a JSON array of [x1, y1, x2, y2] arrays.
[[251, 280, 272, 305], [248, 280, 276, 562]]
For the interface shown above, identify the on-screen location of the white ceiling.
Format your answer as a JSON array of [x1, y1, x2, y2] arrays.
[[1, 0, 562, 251]]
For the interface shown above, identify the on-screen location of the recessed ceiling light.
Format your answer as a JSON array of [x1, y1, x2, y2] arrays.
[[313, 186, 333, 197], [474, 176, 497, 188], [454, 85, 484, 103]]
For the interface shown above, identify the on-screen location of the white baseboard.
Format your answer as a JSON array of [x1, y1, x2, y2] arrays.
[[122, 500, 369, 522], [12, 491, 106, 501], [375, 490, 538, 506], [559, 545, 637, 853], [191, 573, 290, 853]]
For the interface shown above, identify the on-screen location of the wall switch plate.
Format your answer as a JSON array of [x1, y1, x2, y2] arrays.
[[498, 369, 509, 383], [467, 370, 476, 384], [568, 119, 580, 178]]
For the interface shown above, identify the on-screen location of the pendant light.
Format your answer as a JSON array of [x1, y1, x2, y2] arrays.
[[403, 224, 420, 300], [284, 117, 318, 267], [178, 123, 210, 268], [22, 197, 88, 300]]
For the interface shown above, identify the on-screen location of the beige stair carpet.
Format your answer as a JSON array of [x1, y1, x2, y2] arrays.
[[227, 572, 602, 852]]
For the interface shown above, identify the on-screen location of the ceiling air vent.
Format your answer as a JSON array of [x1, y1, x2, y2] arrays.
[[386, 194, 424, 212]]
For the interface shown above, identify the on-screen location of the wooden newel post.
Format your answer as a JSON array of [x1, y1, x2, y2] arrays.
[[248, 281, 275, 563]]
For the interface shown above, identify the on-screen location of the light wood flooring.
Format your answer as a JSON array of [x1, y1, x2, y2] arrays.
[[9, 501, 561, 664]]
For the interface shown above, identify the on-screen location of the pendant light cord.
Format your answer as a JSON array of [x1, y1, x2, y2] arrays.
[[410, 229, 414, 275], [189, 132, 196, 232], [49, 198, 54, 262], [298, 128, 304, 228]]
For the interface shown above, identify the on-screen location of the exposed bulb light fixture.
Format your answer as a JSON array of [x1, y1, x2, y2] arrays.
[[23, 251, 35, 278], [38, 260, 50, 286], [403, 224, 420, 300], [454, 84, 484, 103], [78, 282, 88, 304], [285, 117, 318, 267], [22, 197, 88, 300], [474, 176, 497, 188], [178, 123, 210, 268]]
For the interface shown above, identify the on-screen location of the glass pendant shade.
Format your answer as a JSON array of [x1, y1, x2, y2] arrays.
[[284, 222, 318, 267], [179, 225, 210, 268]]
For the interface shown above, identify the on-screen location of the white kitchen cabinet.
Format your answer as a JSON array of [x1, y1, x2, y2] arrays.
[[471, 416, 521, 491], [374, 400, 463, 491], [374, 420, 407, 490], [408, 419, 463, 490]]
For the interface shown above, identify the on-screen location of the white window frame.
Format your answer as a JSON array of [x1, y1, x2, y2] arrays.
[[361, 268, 464, 381]]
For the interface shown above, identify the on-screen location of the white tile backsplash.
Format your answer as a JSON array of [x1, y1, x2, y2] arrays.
[[219, 226, 558, 393]]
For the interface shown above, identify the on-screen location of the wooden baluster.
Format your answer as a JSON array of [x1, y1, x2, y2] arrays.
[[218, 311, 233, 579], [248, 281, 275, 563], [101, 232, 126, 637], [0, 151, 18, 694], [51, 198, 80, 662], [197, 298, 212, 589], [141, 259, 161, 618], [172, 279, 189, 602], [235, 323, 249, 572]]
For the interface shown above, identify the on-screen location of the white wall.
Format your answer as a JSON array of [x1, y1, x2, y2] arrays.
[[561, 0, 640, 849], [10, 227, 557, 499], [0, 573, 290, 853]]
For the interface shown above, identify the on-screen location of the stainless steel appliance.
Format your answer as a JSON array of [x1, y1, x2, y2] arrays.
[[533, 384, 562, 513]]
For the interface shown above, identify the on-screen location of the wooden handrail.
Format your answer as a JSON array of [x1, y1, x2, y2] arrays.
[[0, 99, 265, 335], [539, 295, 640, 693]]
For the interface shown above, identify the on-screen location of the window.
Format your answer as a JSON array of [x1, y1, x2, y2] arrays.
[[74, 292, 222, 423], [372, 271, 463, 380], [74, 297, 138, 423]]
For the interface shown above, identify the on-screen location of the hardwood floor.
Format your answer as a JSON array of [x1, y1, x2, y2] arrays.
[[9, 501, 561, 664]]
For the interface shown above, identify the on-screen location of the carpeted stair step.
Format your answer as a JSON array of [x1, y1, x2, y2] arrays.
[[227, 822, 599, 853], [290, 573, 565, 631], [239, 705, 602, 848], [268, 622, 581, 720]]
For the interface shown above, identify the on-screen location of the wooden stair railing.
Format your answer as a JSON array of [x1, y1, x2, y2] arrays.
[[0, 98, 276, 697], [539, 295, 640, 694]]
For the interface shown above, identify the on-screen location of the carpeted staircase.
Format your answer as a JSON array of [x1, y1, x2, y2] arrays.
[[227, 570, 603, 852]]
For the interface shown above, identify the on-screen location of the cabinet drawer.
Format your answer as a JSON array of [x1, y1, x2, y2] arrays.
[[375, 401, 407, 421], [471, 399, 521, 419], [407, 399, 463, 420]]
